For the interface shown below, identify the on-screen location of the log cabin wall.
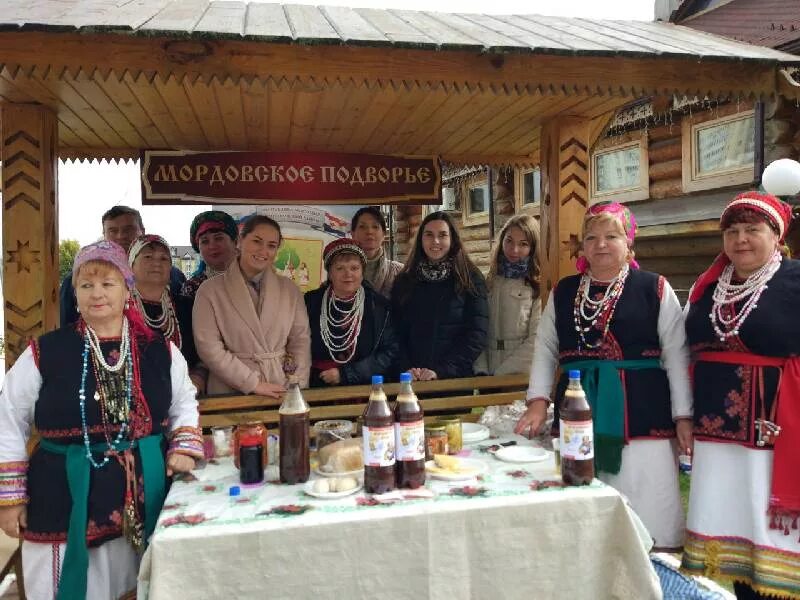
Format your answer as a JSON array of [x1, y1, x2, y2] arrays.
[[391, 168, 516, 273], [593, 97, 800, 303]]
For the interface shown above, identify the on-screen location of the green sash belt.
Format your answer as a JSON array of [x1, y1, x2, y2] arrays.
[[561, 359, 661, 475], [39, 434, 165, 600]]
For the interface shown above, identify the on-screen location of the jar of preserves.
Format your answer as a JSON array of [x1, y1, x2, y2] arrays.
[[233, 422, 268, 469], [438, 417, 462, 454], [239, 435, 265, 485], [424, 425, 449, 461]]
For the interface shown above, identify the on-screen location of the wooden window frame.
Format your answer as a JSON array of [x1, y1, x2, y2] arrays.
[[590, 132, 649, 204], [462, 173, 490, 226], [681, 109, 756, 193], [514, 167, 541, 216]]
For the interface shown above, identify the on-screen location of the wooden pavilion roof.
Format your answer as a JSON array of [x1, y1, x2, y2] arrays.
[[1, 1, 799, 165]]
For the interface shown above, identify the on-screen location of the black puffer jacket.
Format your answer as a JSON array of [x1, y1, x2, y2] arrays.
[[391, 268, 489, 379], [305, 283, 400, 386]]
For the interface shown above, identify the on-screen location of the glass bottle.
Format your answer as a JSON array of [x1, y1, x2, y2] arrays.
[[394, 372, 425, 489], [362, 375, 395, 494], [560, 370, 595, 486], [279, 378, 310, 484]]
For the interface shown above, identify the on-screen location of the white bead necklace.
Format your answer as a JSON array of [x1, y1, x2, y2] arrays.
[[133, 288, 179, 342], [578, 265, 629, 322], [710, 251, 781, 341], [320, 286, 365, 364], [85, 317, 130, 373]]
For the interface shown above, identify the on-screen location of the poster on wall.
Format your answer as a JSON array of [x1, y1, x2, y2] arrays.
[[216, 204, 362, 292]]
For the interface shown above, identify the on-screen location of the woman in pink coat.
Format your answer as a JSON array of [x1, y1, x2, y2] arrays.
[[192, 215, 311, 396]]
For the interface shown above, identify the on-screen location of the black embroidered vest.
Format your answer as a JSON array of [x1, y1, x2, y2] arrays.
[[552, 269, 675, 439], [25, 326, 172, 546]]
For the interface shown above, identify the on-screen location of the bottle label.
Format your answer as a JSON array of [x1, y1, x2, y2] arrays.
[[395, 420, 425, 461], [560, 419, 594, 461], [363, 425, 395, 467]]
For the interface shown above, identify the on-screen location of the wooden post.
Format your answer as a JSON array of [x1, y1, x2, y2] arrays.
[[539, 116, 590, 300], [1, 103, 59, 368]]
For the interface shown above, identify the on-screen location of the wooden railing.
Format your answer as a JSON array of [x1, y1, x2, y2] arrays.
[[198, 374, 529, 430]]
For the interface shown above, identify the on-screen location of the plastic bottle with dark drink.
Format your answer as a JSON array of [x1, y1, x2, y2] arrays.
[[394, 372, 425, 489], [363, 375, 395, 494], [279, 378, 310, 484], [560, 370, 595, 486]]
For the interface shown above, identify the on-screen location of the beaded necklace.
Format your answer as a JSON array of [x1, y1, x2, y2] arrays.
[[572, 265, 629, 350], [79, 318, 133, 469], [133, 288, 182, 348], [320, 286, 365, 364], [710, 250, 781, 341]]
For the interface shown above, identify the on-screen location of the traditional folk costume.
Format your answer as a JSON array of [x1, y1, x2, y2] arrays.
[[528, 202, 692, 549], [0, 241, 203, 600], [129, 234, 184, 350], [682, 193, 800, 599], [305, 239, 400, 386], [177, 211, 239, 374]]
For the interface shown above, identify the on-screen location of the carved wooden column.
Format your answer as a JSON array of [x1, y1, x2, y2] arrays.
[[539, 116, 590, 301], [1, 103, 59, 368]]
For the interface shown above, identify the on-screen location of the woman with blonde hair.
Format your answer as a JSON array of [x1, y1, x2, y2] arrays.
[[475, 214, 542, 375], [515, 201, 692, 550]]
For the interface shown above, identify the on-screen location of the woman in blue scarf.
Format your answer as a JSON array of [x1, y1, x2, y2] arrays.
[[475, 214, 542, 375]]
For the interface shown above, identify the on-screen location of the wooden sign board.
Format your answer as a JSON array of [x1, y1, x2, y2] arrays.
[[141, 150, 441, 205]]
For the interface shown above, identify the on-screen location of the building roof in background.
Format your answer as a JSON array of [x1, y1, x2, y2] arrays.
[[673, 0, 800, 53], [0, 0, 798, 63]]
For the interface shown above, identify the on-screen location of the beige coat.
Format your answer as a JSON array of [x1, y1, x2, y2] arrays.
[[192, 261, 311, 394], [475, 277, 541, 376]]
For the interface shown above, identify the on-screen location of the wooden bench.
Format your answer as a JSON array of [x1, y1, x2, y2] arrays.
[[198, 374, 529, 430]]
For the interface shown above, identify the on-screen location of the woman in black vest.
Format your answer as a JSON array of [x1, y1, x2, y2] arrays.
[[681, 192, 800, 600], [0, 240, 202, 599], [515, 201, 692, 551], [305, 238, 399, 386], [390, 211, 488, 381]]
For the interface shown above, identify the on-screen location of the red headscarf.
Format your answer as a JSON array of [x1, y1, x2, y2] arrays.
[[688, 192, 792, 304]]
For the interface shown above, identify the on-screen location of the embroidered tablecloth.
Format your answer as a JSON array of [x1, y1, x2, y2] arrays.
[[138, 435, 661, 599]]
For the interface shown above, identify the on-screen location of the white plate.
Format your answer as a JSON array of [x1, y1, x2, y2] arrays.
[[303, 479, 363, 499], [425, 459, 486, 481], [461, 423, 490, 444], [493, 446, 549, 464], [313, 466, 363, 479]]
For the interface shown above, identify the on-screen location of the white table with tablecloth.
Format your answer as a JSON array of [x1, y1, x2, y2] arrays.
[[138, 435, 661, 600]]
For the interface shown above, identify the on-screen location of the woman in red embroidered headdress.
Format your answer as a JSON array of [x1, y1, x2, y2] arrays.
[[681, 191, 800, 600], [304, 238, 399, 386], [515, 201, 693, 551], [0, 240, 202, 600]]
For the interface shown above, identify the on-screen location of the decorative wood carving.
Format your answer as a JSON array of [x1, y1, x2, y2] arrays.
[[1, 104, 59, 369], [540, 117, 589, 300]]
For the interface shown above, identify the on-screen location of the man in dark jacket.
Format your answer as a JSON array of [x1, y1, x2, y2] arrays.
[[59, 205, 186, 326]]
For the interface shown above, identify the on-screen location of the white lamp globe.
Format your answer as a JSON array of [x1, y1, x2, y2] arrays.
[[762, 158, 800, 197]]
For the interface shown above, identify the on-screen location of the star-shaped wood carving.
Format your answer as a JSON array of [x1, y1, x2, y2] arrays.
[[7, 240, 40, 273], [562, 233, 581, 260]]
